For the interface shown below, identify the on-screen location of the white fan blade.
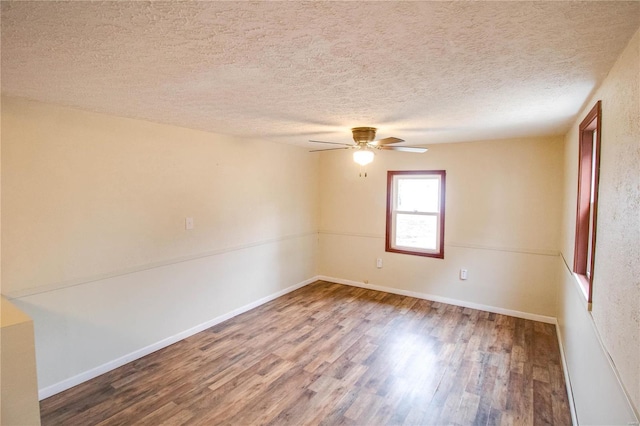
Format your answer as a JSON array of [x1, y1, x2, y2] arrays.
[[373, 137, 405, 146], [309, 140, 353, 146], [381, 146, 428, 153]]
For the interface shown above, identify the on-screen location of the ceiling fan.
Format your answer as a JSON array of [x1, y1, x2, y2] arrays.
[[309, 127, 427, 165]]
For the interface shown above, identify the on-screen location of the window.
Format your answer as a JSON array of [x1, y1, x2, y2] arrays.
[[573, 101, 601, 302], [386, 170, 446, 258]]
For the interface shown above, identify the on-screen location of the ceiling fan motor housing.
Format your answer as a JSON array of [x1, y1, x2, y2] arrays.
[[351, 127, 377, 145]]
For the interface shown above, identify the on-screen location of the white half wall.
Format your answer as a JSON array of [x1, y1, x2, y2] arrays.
[[557, 258, 637, 425], [320, 233, 559, 318], [13, 234, 317, 397]]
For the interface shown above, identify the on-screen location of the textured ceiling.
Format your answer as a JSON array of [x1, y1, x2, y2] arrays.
[[2, 1, 639, 147]]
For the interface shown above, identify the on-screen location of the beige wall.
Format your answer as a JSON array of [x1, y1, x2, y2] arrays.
[[3, 97, 318, 296], [1, 297, 41, 425], [319, 136, 563, 318], [1, 97, 319, 392], [558, 28, 640, 423]]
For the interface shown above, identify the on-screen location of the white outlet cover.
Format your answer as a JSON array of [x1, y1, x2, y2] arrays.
[[185, 217, 194, 230]]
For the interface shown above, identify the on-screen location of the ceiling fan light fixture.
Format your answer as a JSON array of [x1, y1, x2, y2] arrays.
[[353, 148, 374, 166]]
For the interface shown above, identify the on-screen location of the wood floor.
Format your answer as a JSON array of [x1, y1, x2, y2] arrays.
[[40, 281, 571, 425]]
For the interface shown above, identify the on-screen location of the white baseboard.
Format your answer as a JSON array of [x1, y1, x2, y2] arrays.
[[38, 276, 319, 400], [555, 322, 578, 426], [317, 275, 557, 324]]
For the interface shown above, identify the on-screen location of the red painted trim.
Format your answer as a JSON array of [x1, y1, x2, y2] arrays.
[[385, 170, 446, 259], [385, 171, 394, 253], [439, 171, 447, 258], [573, 101, 601, 303], [588, 103, 602, 302]]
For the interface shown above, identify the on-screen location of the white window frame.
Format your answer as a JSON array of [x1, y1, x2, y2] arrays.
[[386, 170, 446, 258]]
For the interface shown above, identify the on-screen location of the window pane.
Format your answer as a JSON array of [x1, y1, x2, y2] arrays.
[[386, 170, 446, 259], [395, 213, 437, 250], [591, 130, 597, 202], [397, 178, 439, 212]]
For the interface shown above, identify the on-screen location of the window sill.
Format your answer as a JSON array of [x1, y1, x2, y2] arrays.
[[386, 246, 444, 259], [572, 272, 592, 311]]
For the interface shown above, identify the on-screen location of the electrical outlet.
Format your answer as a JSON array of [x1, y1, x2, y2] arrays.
[[460, 269, 468, 280], [376, 258, 383, 268], [185, 217, 194, 230]]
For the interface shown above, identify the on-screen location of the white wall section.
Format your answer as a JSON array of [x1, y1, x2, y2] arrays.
[[2, 97, 319, 394], [558, 258, 637, 425], [318, 136, 563, 318], [558, 28, 640, 424]]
